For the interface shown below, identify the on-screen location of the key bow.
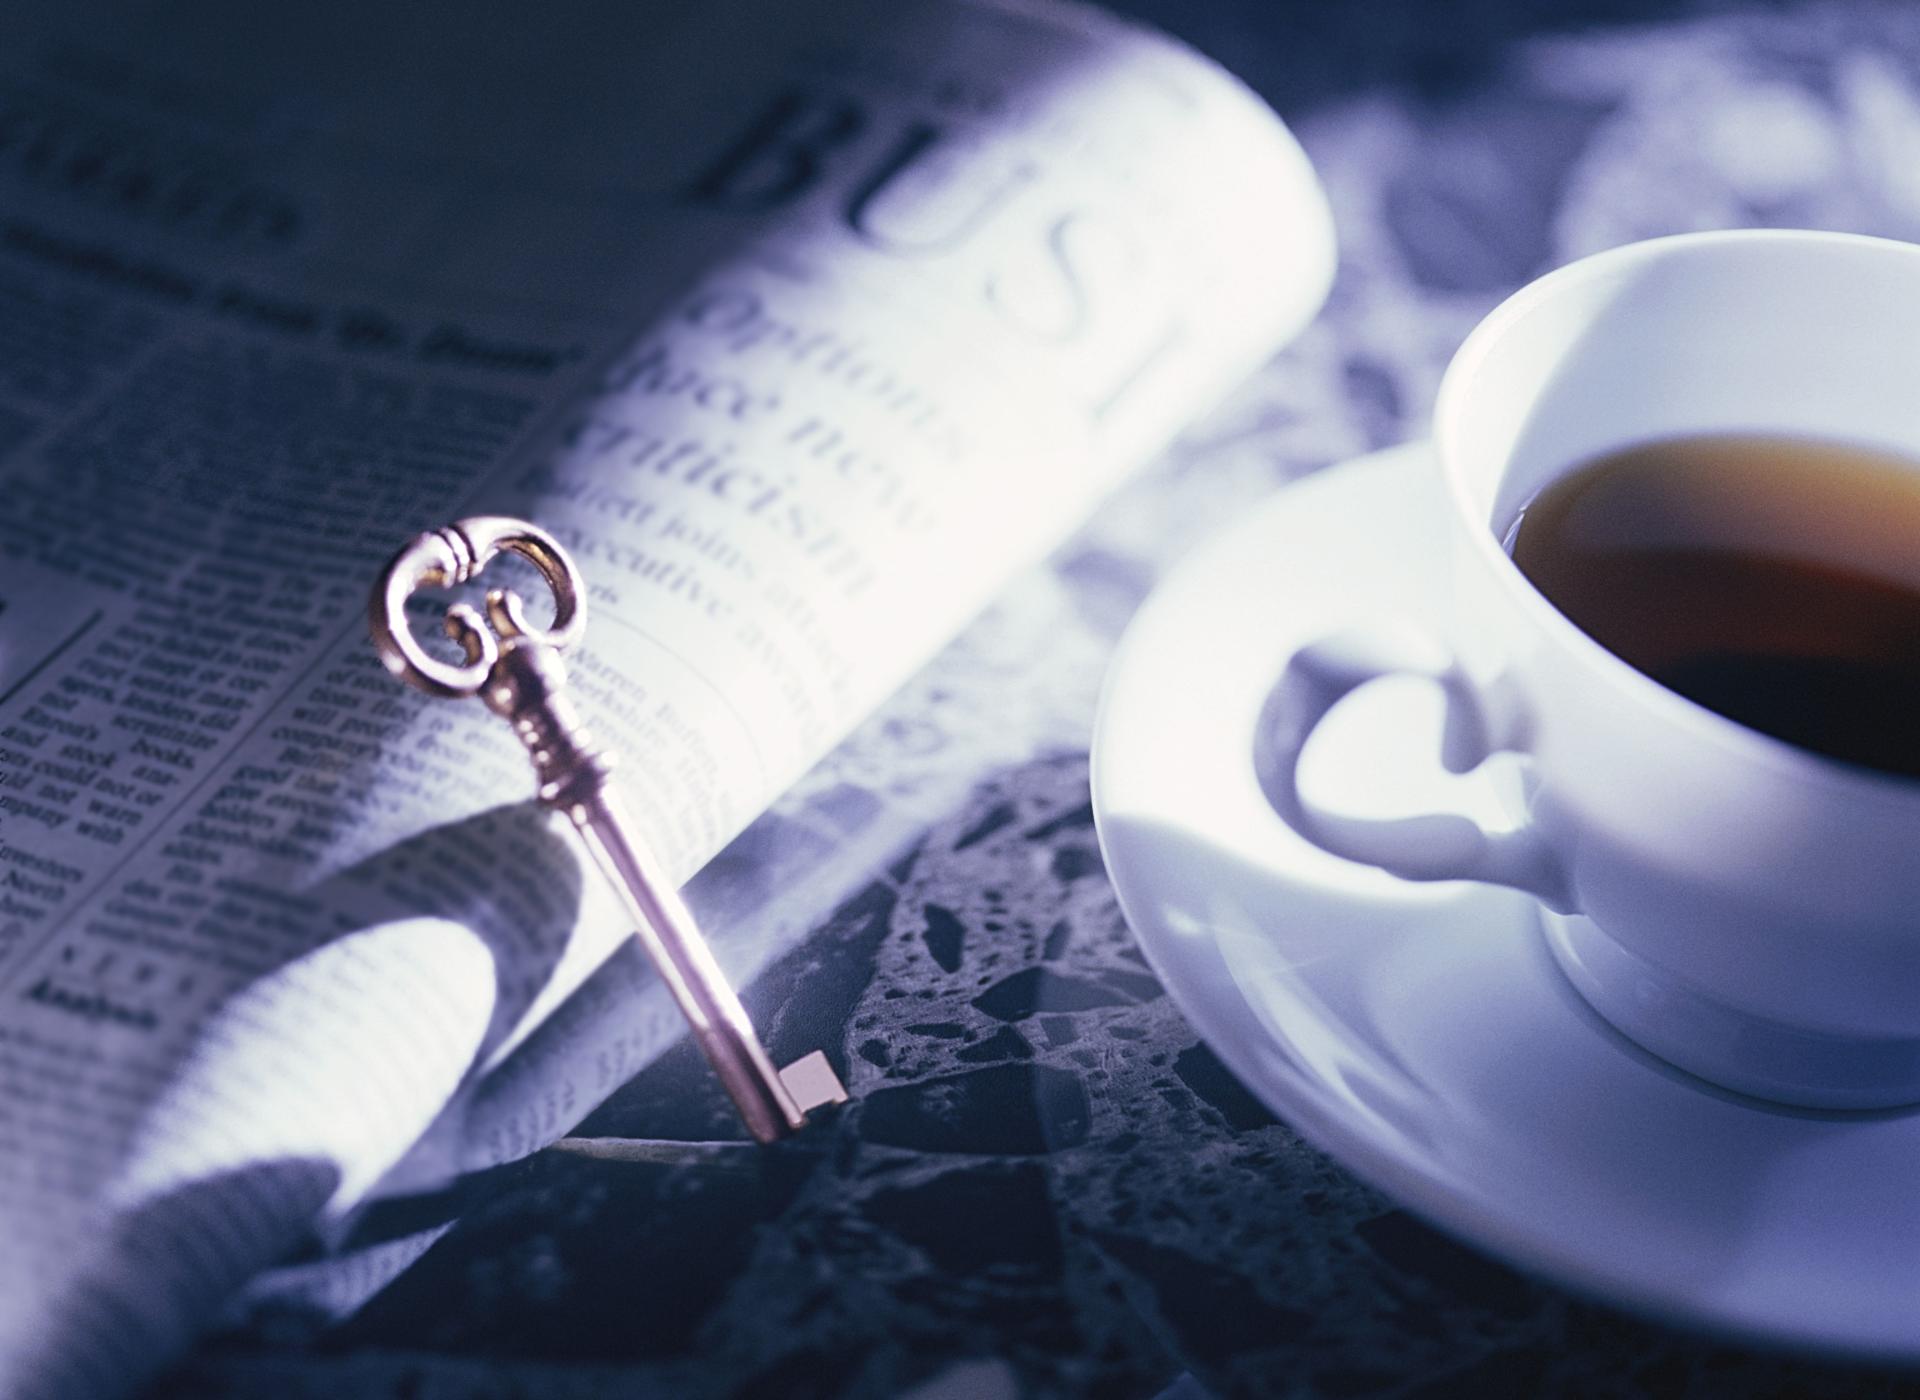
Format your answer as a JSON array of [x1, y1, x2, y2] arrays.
[[370, 516, 585, 700]]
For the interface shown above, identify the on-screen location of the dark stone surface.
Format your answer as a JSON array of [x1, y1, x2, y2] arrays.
[[958, 1026, 1036, 1063], [1090, 1229, 1315, 1356], [330, 1148, 821, 1362], [862, 1164, 1063, 1276], [921, 903, 967, 973], [1171, 1046, 1279, 1135], [860, 1062, 1093, 1155], [973, 967, 1135, 1022], [1355, 1212, 1535, 1321]]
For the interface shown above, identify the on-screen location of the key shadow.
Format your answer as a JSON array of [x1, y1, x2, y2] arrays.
[[34, 802, 588, 1400]]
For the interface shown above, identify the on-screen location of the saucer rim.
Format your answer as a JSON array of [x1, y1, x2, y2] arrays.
[[1089, 441, 1920, 1365]]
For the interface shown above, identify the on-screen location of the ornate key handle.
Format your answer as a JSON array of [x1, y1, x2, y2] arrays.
[[370, 516, 846, 1144], [370, 516, 584, 698], [370, 517, 600, 810]]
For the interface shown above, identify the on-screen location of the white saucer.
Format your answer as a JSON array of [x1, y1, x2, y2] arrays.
[[1090, 442, 1920, 1361]]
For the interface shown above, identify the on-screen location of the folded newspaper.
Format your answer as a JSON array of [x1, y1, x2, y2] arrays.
[[0, 0, 1334, 1391]]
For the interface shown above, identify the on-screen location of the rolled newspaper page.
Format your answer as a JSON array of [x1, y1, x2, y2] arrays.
[[0, 0, 1333, 1392]]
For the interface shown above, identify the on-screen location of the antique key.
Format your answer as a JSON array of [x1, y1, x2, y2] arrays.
[[369, 516, 847, 1143]]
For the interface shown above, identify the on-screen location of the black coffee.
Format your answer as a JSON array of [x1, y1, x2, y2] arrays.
[[1505, 432, 1920, 779]]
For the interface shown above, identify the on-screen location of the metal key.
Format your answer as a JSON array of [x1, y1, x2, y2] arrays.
[[369, 516, 846, 1143]]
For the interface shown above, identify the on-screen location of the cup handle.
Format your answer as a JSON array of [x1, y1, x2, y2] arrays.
[[1254, 622, 1574, 912]]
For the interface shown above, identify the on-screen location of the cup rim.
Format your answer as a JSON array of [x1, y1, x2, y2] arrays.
[[1433, 227, 1920, 808]]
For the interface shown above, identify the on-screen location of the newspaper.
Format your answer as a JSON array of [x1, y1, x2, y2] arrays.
[[0, 0, 1334, 1392]]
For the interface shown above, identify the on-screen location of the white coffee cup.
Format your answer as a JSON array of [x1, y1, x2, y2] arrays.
[[1257, 229, 1920, 1109]]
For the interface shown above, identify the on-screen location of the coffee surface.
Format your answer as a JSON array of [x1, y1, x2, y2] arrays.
[[1505, 433, 1920, 779]]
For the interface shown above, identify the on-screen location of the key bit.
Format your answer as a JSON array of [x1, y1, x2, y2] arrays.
[[369, 515, 847, 1144]]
